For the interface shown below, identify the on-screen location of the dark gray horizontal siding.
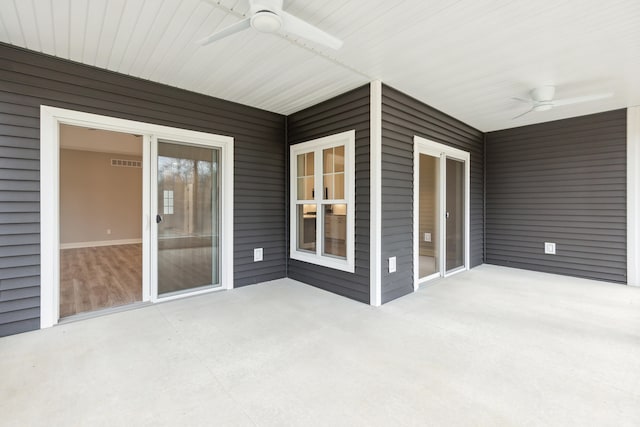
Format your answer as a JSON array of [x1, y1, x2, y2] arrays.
[[0, 43, 286, 336], [287, 85, 370, 304], [486, 109, 627, 283], [381, 85, 484, 303]]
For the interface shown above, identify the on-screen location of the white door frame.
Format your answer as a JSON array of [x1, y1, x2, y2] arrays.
[[413, 136, 470, 290], [40, 106, 234, 328]]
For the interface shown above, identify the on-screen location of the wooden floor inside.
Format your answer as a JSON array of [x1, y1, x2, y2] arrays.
[[60, 244, 142, 318]]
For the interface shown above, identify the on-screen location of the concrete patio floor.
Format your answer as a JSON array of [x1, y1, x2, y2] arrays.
[[1, 264, 639, 426]]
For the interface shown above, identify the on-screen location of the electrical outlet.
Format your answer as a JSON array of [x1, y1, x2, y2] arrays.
[[253, 248, 263, 262], [389, 256, 396, 273], [544, 242, 556, 255], [106, 229, 111, 235], [424, 232, 431, 242]]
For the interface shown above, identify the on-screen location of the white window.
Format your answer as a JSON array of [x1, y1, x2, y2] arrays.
[[290, 130, 355, 272], [163, 190, 174, 215]]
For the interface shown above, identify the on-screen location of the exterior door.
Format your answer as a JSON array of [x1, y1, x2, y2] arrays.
[[39, 105, 233, 328], [414, 136, 470, 288], [154, 140, 220, 297]]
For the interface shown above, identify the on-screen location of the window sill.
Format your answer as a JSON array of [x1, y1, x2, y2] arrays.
[[290, 250, 355, 273]]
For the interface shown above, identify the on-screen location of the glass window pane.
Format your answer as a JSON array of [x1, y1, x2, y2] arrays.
[[334, 146, 344, 172], [323, 147, 334, 174], [297, 177, 314, 200], [297, 154, 305, 177], [306, 152, 314, 175], [323, 204, 347, 259], [297, 204, 316, 253], [297, 152, 314, 177], [323, 175, 334, 200], [334, 173, 344, 200]]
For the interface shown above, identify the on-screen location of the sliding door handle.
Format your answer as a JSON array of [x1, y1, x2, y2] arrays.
[[156, 214, 163, 224]]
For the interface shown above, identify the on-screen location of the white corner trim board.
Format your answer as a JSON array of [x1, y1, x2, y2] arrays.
[[628, 106, 640, 287], [370, 80, 382, 306], [40, 106, 234, 328]]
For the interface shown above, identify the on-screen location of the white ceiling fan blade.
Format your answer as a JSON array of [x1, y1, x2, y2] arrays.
[[511, 97, 532, 104], [512, 107, 534, 120], [553, 93, 613, 107], [281, 11, 343, 50], [197, 18, 251, 46]]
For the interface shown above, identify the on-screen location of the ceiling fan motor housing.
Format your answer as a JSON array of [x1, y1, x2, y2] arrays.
[[249, 0, 283, 15], [530, 85, 556, 102]]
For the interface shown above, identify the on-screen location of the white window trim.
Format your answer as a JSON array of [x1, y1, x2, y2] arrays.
[[413, 136, 471, 291], [40, 106, 234, 328], [289, 130, 356, 273], [628, 106, 640, 287]]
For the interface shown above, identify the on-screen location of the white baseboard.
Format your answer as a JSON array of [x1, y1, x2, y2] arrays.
[[60, 238, 142, 250]]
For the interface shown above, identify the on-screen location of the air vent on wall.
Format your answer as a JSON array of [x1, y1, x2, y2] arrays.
[[111, 159, 142, 168]]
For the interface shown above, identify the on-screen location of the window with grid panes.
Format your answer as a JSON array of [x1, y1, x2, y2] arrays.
[[290, 130, 355, 272]]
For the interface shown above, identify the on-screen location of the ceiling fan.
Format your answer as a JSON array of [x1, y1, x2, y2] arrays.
[[512, 86, 613, 119], [198, 0, 343, 50]]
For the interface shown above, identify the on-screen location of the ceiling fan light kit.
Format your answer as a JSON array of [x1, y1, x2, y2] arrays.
[[198, 0, 343, 50], [250, 10, 282, 33]]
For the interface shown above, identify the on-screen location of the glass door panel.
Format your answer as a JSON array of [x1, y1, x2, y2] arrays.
[[418, 154, 440, 279], [445, 158, 465, 272], [156, 141, 219, 296]]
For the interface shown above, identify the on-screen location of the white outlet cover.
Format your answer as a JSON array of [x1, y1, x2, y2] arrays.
[[424, 232, 431, 242], [389, 256, 396, 273], [544, 242, 556, 255], [254, 248, 263, 262]]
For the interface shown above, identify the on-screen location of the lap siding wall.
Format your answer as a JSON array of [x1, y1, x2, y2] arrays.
[[0, 43, 286, 337], [381, 85, 485, 303], [486, 110, 627, 283], [287, 85, 371, 303]]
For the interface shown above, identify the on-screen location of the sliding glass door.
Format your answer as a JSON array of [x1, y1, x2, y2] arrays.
[[155, 140, 220, 296], [415, 136, 469, 286]]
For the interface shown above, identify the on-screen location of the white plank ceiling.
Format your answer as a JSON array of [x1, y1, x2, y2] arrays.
[[0, 0, 639, 131]]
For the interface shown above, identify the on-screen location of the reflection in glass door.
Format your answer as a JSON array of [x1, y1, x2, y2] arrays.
[[418, 153, 440, 280], [156, 141, 219, 296], [445, 158, 465, 272]]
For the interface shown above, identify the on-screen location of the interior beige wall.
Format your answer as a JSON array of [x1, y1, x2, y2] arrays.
[[60, 149, 142, 245]]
